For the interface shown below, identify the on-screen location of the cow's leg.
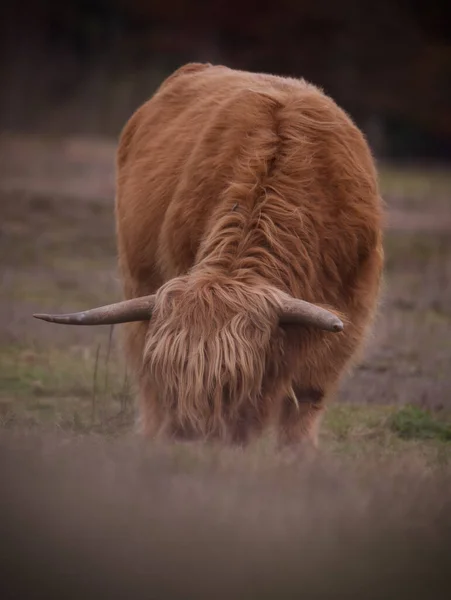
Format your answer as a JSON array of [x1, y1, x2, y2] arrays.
[[135, 378, 167, 439], [118, 319, 165, 439]]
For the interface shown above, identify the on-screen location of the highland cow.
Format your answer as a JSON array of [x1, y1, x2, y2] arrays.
[[35, 63, 384, 446]]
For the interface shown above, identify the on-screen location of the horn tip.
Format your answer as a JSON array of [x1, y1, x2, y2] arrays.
[[33, 313, 52, 322], [332, 320, 344, 332]]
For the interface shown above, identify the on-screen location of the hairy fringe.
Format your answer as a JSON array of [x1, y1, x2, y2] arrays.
[[143, 275, 289, 438]]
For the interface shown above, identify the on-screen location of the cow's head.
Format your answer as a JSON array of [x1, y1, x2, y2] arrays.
[[34, 281, 343, 439]]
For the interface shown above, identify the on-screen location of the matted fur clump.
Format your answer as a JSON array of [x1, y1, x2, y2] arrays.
[[114, 62, 384, 444]]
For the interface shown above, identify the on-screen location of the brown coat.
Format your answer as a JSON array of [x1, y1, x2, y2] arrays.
[[115, 62, 384, 445]]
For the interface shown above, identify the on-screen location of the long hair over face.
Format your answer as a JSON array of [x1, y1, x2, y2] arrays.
[[143, 273, 291, 440]]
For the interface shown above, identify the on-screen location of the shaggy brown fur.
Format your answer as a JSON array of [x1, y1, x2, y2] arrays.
[[115, 62, 384, 446]]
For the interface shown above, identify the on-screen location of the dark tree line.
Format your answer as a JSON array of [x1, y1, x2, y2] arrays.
[[1, 1, 450, 157]]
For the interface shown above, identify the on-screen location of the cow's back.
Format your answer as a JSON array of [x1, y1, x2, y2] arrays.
[[117, 62, 381, 282], [115, 63, 366, 285]]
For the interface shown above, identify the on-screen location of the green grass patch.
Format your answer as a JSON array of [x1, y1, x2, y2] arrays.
[[0, 343, 133, 432], [322, 404, 451, 465], [388, 405, 451, 442]]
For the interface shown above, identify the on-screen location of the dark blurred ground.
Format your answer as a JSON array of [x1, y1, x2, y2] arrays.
[[1, 429, 451, 600]]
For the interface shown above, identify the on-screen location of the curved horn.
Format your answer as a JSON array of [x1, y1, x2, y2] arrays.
[[33, 295, 156, 326], [279, 298, 344, 332]]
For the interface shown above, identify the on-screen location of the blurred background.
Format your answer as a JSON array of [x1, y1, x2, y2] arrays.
[[1, 0, 450, 159], [1, 6, 451, 592]]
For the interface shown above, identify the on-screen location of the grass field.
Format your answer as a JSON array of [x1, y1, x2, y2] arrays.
[[1, 135, 451, 597]]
